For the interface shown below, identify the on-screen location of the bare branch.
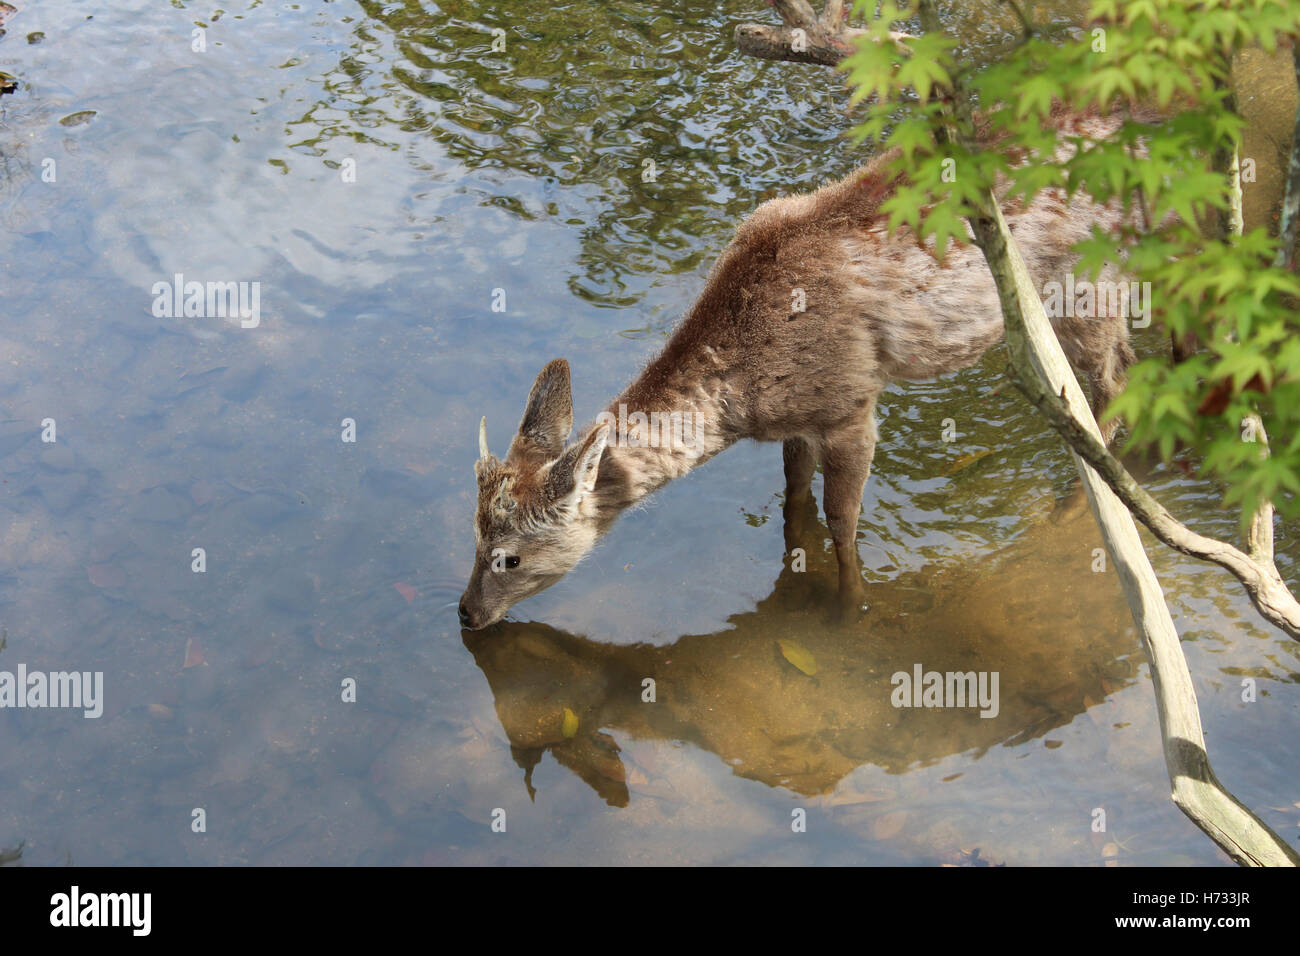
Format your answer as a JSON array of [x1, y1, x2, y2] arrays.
[[774, 0, 822, 30], [1247, 420, 1276, 566], [1008, 369, 1299, 641], [820, 0, 846, 31], [999, 0, 1034, 41]]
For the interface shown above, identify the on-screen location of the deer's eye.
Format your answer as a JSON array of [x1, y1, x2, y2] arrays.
[[504, 555, 521, 569]]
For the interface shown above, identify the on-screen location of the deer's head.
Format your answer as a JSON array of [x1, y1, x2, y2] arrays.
[[459, 359, 610, 630]]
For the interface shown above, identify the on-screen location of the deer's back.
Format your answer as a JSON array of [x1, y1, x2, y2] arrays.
[[628, 116, 1131, 444]]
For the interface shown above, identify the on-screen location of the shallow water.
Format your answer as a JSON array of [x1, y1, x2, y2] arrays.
[[0, 0, 1296, 865]]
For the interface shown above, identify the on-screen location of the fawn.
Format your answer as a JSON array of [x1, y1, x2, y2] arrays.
[[459, 112, 1136, 629]]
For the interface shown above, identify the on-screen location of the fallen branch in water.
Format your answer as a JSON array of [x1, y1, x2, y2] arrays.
[[735, 0, 910, 67], [990, 203, 1298, 865]]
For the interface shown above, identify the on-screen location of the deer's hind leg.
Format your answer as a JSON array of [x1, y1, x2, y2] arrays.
[[820, 406, 878, 614], [1051, 312, 1136, 445], [1087, 335, 1137, 444]]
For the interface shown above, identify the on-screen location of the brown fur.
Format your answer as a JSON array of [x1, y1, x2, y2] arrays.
[[459, 111, 1137, 629]]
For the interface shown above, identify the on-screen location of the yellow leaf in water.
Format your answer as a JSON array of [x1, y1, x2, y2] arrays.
[[778, 639, 818, 676], [946, 448, 995, 476], [561, 707, 579, 738]]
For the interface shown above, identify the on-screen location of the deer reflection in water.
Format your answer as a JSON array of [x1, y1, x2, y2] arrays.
[[462, 494, 1138, 808]]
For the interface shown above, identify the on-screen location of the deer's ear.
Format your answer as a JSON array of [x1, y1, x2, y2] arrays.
[[547, 423, 609, 506], [573, 422, 609, 494], [513, 359, 572, 459]]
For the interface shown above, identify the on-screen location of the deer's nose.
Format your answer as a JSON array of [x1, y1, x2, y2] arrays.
[[457, 601, 472, 628]]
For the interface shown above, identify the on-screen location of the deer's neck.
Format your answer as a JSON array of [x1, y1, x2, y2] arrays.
[[588, 346, 735, 532]]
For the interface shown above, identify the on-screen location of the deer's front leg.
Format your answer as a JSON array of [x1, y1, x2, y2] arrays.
[[821, 417, 876, 615], [783, 437, 817, 498], [782, 437, 820, 556]]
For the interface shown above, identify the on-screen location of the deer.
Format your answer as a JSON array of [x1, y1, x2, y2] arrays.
[[459, 109, 1138, 630]]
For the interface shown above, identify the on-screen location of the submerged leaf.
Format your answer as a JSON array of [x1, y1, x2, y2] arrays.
[[183, 637, 205, 669], [561, 707, 579, 738], [946, 448, 995, 476], [777, 639, 818, 677], [59, 110, 97, 128]]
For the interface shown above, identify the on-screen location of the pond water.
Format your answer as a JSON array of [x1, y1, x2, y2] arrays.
[[0, 0, 1296, 865]]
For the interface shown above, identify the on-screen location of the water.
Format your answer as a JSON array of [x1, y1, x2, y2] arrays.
[[0, 0, 1296, 865]]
